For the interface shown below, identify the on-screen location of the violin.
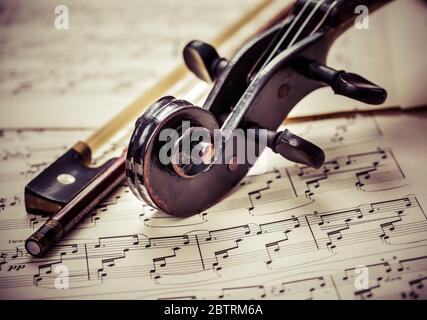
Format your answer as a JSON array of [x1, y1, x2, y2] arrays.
[[125, 0, 390, 216], [24, 0, 393, 256]]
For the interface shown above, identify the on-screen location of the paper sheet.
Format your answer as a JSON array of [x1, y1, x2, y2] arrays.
[[0, 0, 258, 128], [1, 111, 427, 299], [1, 0, 427, 300], [1, 0, 426, 128]]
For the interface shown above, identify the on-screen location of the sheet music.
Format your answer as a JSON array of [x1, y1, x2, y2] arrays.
[[1, 0, 427, 300], [0, 0, 258, 128], [1, 111, 427, 299], [1, 0, 426, 130]]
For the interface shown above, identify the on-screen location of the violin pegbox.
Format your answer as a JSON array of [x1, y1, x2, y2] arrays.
[[126, 0, 391, 216]]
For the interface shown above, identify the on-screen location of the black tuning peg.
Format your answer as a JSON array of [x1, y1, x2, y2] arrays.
[[302, 61, 387, 105], [266, 129, 325, 169], [183, 40, 229, 83]]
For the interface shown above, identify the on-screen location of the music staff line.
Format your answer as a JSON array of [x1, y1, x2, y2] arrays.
[[1, 195, 425, 289], [0, 147, 408, 230], [156, 253, 427, 300]]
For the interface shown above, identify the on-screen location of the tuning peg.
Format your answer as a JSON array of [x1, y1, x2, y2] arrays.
[[302, 61, 387, 105], [266, 129, 325, 169], [183, 40, 228, 83]]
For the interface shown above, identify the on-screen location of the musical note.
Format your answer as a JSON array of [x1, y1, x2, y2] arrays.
[[289, 148, 407, 199], [1, 94, 427, 299]]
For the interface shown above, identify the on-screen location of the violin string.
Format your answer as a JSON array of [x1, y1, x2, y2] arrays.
[[308, 0, 338, 37], [257, 0, 338, 75], [246, 1, 311, 82], [287, 0, 326, 48], [256, 0, 314, 74]]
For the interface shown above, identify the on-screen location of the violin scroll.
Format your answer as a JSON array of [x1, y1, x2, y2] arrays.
[[126, 0, 392, 216]]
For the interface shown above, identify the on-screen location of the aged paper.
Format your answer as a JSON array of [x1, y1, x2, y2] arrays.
[[0, 0, 258, 128], [1, 0, 426, 129], [1, 112, 426, 299], [1, 0, 427, 300]]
